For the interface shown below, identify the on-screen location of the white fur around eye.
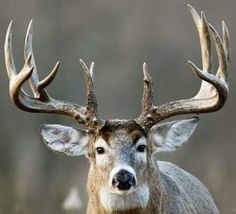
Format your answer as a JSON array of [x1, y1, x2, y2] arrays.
[[135, 137, 147, 162], [94, 137, 110, 166], [136, 137, 147, 147]]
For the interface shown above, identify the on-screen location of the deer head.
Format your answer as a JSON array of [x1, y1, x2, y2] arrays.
[[5, 4, 229, 212]]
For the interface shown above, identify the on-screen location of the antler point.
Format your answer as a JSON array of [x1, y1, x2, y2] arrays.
[[201, 11, 207, 22], [187, 4, 193, 10], [27, 20, 34, 31], [7, 21, 13, 33], [90, 61, 95, 68], [222, 20, 229, 33]]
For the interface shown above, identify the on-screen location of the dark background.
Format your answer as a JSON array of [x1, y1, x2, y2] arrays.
[[0, 0, 235, 213]]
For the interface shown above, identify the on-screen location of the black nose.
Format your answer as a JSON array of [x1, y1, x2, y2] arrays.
[[112, 169, 136, 191]]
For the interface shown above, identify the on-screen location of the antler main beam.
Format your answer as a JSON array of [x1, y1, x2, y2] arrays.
[[136, 4, 230, 131], [5, 21, 104, 128]]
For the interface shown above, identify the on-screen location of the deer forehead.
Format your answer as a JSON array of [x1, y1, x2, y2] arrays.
[[94, 135, 147, 148], [94, 136, 147, 167]]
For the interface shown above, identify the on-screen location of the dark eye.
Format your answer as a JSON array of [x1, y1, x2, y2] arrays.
[[136, 145, 146, 152], [96, 147, 105, 155]]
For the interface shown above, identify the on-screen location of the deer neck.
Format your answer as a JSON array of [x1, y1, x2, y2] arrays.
[[87, 163, 168, 214]]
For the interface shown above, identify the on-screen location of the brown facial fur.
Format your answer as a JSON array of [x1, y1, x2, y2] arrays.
[[98, 120, 146, 142]]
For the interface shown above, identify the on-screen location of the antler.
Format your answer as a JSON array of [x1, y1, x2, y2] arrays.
[[136, 4, 230, 131], [5, 5, 230, 132], [4, 20, 104, 128]]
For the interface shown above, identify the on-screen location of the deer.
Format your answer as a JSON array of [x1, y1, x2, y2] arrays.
[[4, 4, 229, 214]]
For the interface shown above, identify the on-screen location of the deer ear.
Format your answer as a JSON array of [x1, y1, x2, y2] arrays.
[[40, 124, 89, 156], [148, 117, 199, 154]]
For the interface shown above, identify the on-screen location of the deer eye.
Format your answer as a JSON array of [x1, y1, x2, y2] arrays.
[[136, 145, 146, 152], [96, 147, 105, 155]]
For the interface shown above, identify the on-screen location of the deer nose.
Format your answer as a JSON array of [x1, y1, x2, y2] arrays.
[[112, 169, 136, 191]]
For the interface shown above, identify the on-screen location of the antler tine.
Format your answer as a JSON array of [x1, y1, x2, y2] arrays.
[[136, 5, 230, 131], [90, 61, 95, 77], [209, 24, 229, 82], [79, 59, 98, 117], [222, 21, 230, 61], [24, 20, 41, 97], [37, 61, 60, 92], [5, 21, 18, 79], [188, 5, 211, 72], [142, 62, 153, 113], [5, 21, 34, 103], [24, 21, 62, 101]]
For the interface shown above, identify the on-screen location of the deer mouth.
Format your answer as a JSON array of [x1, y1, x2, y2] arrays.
[[113, 186, 136, 195], [100, 184, 150, 211]]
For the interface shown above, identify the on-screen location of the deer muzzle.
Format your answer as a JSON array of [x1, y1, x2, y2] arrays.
[[109, 165, 137, 192], [112, 169, 136, 191]]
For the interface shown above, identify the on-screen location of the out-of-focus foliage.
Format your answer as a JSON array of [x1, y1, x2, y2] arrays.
[[0, 0, 235, 213]]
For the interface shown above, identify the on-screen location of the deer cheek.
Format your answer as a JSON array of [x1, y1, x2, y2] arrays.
[[95, 153, 109, 167]]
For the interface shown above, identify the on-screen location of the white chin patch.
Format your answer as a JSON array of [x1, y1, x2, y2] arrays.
[[100, 184, 149, 211]]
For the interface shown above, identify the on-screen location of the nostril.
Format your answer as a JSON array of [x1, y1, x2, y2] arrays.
[[128, 176, 136, 186], [112, 170, 136, 191], [112, 177, 119, 187]]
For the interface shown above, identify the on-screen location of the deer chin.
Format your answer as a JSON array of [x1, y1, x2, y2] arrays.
[[100, 184, 150, 211]]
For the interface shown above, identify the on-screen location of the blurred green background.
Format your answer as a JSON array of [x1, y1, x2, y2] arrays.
[[0, 0, 235, 213]]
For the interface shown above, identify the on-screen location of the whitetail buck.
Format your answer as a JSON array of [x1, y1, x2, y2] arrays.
[[5, 4, 229, 214]]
